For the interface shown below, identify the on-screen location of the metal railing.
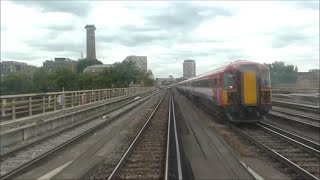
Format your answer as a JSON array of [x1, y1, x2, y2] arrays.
[[0, 87, 153, 121]]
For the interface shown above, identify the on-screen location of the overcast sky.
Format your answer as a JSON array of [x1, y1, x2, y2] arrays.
[[1, 1, 319, 78]]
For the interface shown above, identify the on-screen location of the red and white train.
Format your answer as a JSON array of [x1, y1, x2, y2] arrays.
[[176, 60, 272, 122]]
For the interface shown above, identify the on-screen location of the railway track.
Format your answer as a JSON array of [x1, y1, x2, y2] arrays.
[[108, 92, 182, 180], [232, 122, 320, 180], [269, 99, 320, 129], [0, 93, 156, 180], [272, 99, 320, 114], [269, 107, 319, 128]]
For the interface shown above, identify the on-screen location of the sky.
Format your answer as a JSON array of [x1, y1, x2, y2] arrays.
[[1, 1, 319, 78]]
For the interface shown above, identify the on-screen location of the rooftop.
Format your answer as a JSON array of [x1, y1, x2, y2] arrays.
[[184, 59, 195, 63], [89, 64, 112, 68]]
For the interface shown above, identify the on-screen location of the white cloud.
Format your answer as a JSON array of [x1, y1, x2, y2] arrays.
[[1, 1, 319, 78]]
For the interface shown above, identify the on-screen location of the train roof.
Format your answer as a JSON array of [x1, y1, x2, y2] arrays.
[[177, 60, 268, 84]]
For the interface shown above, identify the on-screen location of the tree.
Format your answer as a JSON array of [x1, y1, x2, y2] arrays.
[[0, 74, 33, 95], [33, 68, 56, 92], [265, 61, 299, 85], [52, 69, 80, 91], [76, 58, 103, 73]]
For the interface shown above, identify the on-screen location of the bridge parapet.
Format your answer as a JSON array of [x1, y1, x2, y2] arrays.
[[0, 87, 153, 121]]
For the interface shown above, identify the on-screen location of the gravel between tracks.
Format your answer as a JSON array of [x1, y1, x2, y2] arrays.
[[84, 93, 165, 180], [115, 93, 169, 180]]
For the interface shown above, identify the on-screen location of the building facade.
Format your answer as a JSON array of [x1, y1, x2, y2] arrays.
[[146, 70, 154, 79], [43, 58, 78, 72], [83, 64, 112, 74], [183, 59, 196, 78], [297, 69, 320, 84], [155, 78, 175, 86], [0, 61, 37, 77], [85, 25, 96, 60], [123, 55, 147, 72]]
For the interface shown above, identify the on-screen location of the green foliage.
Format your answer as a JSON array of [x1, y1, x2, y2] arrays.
[[264, 61, 299, 85], [76, 58, 103, 73], [52, 69, 79, 91], [33, 68, 55, 92], [1, 61, 154, 95], [1, 74, 34, 95]]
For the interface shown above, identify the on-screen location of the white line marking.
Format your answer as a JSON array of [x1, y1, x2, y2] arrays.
[[37, 160, 73, 180], [240, 160, 264, 180]]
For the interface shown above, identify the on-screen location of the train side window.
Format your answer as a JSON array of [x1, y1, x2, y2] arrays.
[[224, 73, 234, 89], [261, 69, 271, 88], [211, 79, 217, 88], [205, 80, 209, 87]]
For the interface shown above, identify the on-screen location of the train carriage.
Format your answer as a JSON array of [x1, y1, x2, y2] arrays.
[[176, 60, 272, 122]]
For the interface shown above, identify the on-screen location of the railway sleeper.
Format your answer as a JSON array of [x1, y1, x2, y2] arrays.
[[117, 173, 162, 180], [280, 153, 314, 158], [118, 168, 162, 175]]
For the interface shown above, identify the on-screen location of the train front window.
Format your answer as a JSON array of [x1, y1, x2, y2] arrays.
[[261, 70, 271, 88], [224, 73, 234, 89]]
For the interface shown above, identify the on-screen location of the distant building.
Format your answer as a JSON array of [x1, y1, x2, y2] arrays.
[[175, 77, 188, 83], [85, 25, 96, 60], [0, 61, 37, 77], [147, 70, 154, 79], [155, 78, 175, 86], [309, 69, 320, 73], [169, 75, 174, 81], [183, 59, 196, 78], [123, 55, 147, 72], [43, 58, 77, 72], [297, 69, 320, 84], [83, 64, 112, 74]]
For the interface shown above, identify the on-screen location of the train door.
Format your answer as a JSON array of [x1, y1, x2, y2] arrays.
[[242, 71, 257, 105], [216, 77, 221, 106], [210, 77, 219, 106], [239, 65, 259, 106]]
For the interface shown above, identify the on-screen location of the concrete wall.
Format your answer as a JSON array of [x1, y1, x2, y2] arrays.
[[0, 90, 153, 149]]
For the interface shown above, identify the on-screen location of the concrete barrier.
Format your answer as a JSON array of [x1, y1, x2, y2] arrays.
[[0, 89, 155, 149], [0, 87, 152, 121]]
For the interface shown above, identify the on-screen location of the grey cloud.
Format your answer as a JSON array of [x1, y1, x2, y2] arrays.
[[12, 1, 92, 17], [29, 41, 82, 53], [144, 2, 234, 31], [271, 28, 313, 48], [43, 24, 77, 32], [96, 2, 234, 47], [97, 30, 175, 47], [2, 51, 45, 60]]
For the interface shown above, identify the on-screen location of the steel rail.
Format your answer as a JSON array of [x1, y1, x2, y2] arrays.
[[272, 107, 319, 122], [231, 125, 319, 180], [259, 121, 320, 152], [172, 96, 183, 180], [268, 111, 320, 129], [272, 100, 319, 114], [107, 92, 167, 180], [164, 96, 172, 180], [0, 93, 156, 180], [258, 122, 320, 157]]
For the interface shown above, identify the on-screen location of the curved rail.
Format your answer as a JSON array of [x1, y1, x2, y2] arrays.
[[232, 124, 320, 180], [269, 106, 320, 129], [259, 121, 320, 151], [0, 93, 156, 180], [272, 100, 320, 114]]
